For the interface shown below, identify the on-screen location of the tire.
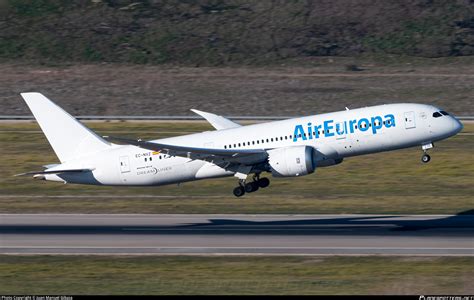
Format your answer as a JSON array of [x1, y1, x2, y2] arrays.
[[421, 154, 431, 163], [233, 186, 245, 197], [258, 177, 270, 188], [251, 181, 259, 192], [244, 183, 255, 193]]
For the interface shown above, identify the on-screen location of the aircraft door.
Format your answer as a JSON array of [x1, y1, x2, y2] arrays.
[[404, 111, 416, 129], [335, 121, 354, 155], [335, 122, 347, 140], [119, 156, 131, 173]]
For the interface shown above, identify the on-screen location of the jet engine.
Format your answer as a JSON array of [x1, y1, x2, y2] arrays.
[[267, 146, 317, 177]]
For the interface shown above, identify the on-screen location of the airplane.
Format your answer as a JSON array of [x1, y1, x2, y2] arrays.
[[17, 92, 463, 197]]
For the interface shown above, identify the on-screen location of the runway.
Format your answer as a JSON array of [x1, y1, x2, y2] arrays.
[[1, 214, 473, 256]]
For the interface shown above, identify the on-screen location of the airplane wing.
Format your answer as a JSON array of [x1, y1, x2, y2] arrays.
[[105, 136, 267, 164], [190, 109, 241, 130]]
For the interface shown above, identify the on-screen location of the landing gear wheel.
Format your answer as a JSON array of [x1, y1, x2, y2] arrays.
[[244, 182, 254, 193], [233, 186, 245, 197], [244, 182, 259, 193], [421, 154, 431, 163], [252, 181, 260, 191], [258, 177, 270, 188]]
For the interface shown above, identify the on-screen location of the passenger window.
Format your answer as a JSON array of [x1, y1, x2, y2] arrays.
[[433, 112, 442, 118], [257, 140, 259, 144], [150, 157, 152, 161]]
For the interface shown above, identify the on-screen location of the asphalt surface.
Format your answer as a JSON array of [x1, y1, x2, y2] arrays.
[[1, 214, 473, 256]]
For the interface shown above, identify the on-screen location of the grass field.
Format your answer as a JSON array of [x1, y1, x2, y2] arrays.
[[0, 121, 472, 214], [0, 255, 472, 295]]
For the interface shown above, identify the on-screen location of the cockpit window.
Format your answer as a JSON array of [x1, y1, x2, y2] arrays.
[[440, 111, 449, 116], [433, 112, 442, 118]]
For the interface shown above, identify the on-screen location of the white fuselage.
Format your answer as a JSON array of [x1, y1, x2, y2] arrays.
[[44, 103, 463, 186]]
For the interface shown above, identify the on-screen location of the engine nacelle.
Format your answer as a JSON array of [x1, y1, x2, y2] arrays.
[[268, 146, 317, 177], [317, 157, 343, 167]]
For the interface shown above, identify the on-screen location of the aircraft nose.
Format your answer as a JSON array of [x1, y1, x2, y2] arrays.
[[451, 117, 463, 134]]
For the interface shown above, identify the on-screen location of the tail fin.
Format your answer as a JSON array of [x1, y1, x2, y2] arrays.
[[20, 92, 110, 163]]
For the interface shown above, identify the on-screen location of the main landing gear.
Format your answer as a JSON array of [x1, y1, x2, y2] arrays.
[[233, 174, 270, 197], [421, 143, 433, 164]]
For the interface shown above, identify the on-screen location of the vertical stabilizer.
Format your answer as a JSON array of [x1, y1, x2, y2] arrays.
[[20, 92, 110, 162]]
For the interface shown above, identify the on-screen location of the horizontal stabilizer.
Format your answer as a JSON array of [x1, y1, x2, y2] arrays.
[[15, 168, 93, 177]]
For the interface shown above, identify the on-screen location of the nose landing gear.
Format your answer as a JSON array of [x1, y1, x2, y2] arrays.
[[232, 174, 270, 197], [421, 143, 433, 164], [421, 153, 431, 163]]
